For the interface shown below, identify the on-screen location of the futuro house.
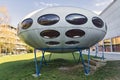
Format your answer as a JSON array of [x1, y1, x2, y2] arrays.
[[17, 6, 107, 53]]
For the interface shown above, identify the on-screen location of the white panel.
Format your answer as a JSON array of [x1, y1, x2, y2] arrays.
[[100, 0, 120, 39]]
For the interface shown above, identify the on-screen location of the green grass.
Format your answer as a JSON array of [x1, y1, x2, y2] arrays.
[[0, 53, 120, 80]]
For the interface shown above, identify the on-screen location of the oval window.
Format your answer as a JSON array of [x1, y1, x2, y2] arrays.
[[21, 18, 33, 29], [38, 14, 60, 25], [65, 29, 85, 38], [46, 41, 60, 45], [65, 41, 79, 45], [40, 30, 60, 39], [92, 17, 104, 28], [66, 13, 87, 25]]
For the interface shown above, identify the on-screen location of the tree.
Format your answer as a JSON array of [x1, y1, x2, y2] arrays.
[[0, 6, 27, 55], [0, 6, 16, 55]]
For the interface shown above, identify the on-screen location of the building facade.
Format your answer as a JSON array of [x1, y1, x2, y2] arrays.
[[0, 24, 27, 55], [99, 0, 120, 52]]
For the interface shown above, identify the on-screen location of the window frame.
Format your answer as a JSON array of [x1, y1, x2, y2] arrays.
[[46, 41, 60, 45], [92, 17, 104, 28], [40, 30, 60, 39], [37, 14, 60, 26], [21, 18, 33, 29], [65, 13, 88, 25], [65, 29, 85, 38], [65, 41, 80, 45]]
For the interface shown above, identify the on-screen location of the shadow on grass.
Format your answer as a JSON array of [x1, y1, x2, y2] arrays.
[[0, 53, 120, 80], [0, 53, 85, 80]]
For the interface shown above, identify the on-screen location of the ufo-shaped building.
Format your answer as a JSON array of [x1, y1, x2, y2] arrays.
[[17, 6, 107, 53]]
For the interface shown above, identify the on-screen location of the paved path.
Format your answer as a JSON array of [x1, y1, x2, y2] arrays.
[[83, 51, 120, 61]]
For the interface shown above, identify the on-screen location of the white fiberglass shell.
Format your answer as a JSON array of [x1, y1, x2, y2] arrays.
[[18, 6, 107, 53]]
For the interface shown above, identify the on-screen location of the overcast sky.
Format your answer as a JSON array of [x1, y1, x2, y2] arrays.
[[0, 0, 113, 27]]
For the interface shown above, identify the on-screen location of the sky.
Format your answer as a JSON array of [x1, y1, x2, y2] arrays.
[[0, 0, 113, 28]]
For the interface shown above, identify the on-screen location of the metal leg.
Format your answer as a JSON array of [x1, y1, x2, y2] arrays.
[[33, 49, 40, 77], [78, 49, 90, 75], [42, 51, 47, 65], [95, 44, 98, 58], [33, 49, 47, 77], [102, 45, 105, 60], [72, 52, 77, 63], [33, 48, 91, 77], [39, 51, 44, 74], [78, 51, 81, 63], [87, 48, 90, 73], [48, 53, 52, 62], [39, 51, 47, 74]]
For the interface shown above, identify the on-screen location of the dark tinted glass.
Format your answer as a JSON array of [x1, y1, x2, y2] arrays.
[[46, 41, 60, 45], [92, 17, 104, 28], [21, 18, 33, 29], [66, 13, 87, 25], [40, 30, 60, 39], [38, 14, 60, 25], [65, 41, 79, 45], [65, 29, 85, 38]]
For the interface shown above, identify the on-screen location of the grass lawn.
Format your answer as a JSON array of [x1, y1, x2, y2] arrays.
[[0, 52, 120, 80]]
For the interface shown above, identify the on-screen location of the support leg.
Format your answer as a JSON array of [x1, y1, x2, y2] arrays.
[[77, 51, 81, 63], [48, 53, 52, 62], [72, 52, 77, 63], [41, 51, 47, 65], [102, 45, 105, 60], [87, 48, 90, 73], [33, 49, 47, 77], [78, 49, 90, 75], [39, 51, 46, 74], [95, 44, 98, 58], [33, 49, 40, 77]]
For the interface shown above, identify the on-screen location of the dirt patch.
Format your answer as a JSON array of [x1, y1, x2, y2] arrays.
[[58, 59, 107, 75], [58, 64, 83, 71], [90, 59, 107, 74]]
